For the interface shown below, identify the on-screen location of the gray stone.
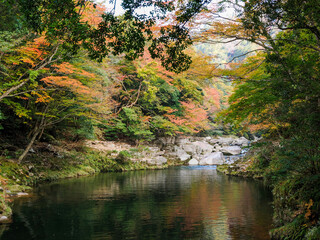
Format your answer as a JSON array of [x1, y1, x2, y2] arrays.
[[193, 141, 214, 155], [252, 136, 262, 142], [213, 144, 222, 152], [232, 137, 250, 146], [175, 137, 190, 146], [199, 152, 225, 165], [213, 136, 236, 146], [159, 137, 176, 146], [188, 158, 199, 165], [147, 156, 167, 165], [177, 149, 191, 161], [0, 216, 8, 222], [221, 146, 242, 155], [17, 192, 28, 196], [182, 143, 198, 154], [205, 136, 212, 141], [182, 141, 213, 155]]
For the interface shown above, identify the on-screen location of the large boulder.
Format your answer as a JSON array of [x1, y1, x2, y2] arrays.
[[182, 143, 198, 155], [147, 156, 167, 165], [182, 141, 213, 155], [175, 137, 190, 146], [221, 146, 242, 155], [193, 141, 214, 155], [199, 152, 225, 165], [188, 158, 199, 165], [177, 149, 191, 161], [208, 136, 235, 146], [232, 137, 250, 146]]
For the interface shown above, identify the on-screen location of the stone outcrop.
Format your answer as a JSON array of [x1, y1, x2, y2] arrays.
[[86, 135, 252, 167], [221, 146, 242, 155], [199, 152, 225, 165], [188, 158, 199, 165], [146, 156, 167, 165]]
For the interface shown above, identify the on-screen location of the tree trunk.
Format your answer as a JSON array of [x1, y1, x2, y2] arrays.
[[18, 128, 40, 164]]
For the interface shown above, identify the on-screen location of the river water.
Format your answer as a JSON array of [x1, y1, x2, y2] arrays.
[[0, 166, 273, 240]]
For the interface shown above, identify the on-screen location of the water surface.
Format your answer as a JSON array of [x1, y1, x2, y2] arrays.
[[0, 166, 273, 240]]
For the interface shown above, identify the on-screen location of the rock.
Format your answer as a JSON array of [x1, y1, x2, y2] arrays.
[[175, 137, 190, 146], [29, 148, 36, 153], [182, 143, 198, 154], [193, 141, 214, 155], [225, 155, 240, 164], [213, 143, 222, 152], [208, 138, 220, 144], [17, 192, 28, 196], [232, 137, 250, 146], [147, 156, 167, 165], [0, 216, 9, 222], [188, 158, 199, 165], [252, 136, 262, 142], [209, 136, 237, 146], [158, 137, 176, 146], [199, 152, 225, 165], [205, 136, 212, 141], [182, 141, 213, 155], [221, 146, 242, 155], [177, 149, 191, 161]]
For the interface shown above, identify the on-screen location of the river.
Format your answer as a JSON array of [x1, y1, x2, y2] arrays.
[[0, 166, 273, 240]]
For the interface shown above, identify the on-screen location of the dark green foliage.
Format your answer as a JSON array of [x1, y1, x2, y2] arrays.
[[3, 0, 211, 72], [103, 107, 154, 142], [115, 150, 132, 165], [221, 1, 320, 237]]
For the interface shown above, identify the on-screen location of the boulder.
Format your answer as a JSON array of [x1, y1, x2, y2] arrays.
[[17, 192, 28, 196], [177, 149, 191, 161], [182, 143, 198, 155], [232, 137, 250, 146], [205, 136, 212, 141], [188, 158, 199, 165], [175, 137, 190, 146], [199, 152, 225, 165], [193, 141, 214, 155], [147, 156, 167, 165], [221, 146, 242, 155], [0, 216, 8, 222], [158, 137, 176, 146], [182, 141, 213, 155], [210, 136, 237, 146], [213, 143, 222, 152]]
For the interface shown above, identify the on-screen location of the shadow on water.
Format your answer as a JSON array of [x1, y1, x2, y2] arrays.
[[1, 166, 273, 240]]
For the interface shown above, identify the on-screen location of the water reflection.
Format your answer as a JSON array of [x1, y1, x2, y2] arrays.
[[1, 166, 273, 240]]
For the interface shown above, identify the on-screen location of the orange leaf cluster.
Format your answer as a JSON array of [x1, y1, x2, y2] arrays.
[[18, 36, 49, 65], [41, 76, 92, 96], [52, 62, 96, 79], [80, 2, 106, 28], [165, 101, 209, 133]]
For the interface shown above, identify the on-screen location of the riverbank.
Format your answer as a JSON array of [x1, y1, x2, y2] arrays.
[[0, 144, 174, 223], [0, 135, 251, 223], [216, 140, 320, 240]]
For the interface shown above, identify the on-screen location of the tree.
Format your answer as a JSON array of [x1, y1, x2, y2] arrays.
[[216, 1, 320, 238]]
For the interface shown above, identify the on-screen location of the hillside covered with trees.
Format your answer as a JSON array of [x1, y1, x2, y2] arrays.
[[0, 0, 320, 239]]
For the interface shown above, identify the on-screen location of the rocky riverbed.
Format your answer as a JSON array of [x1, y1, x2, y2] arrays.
[[86, 135, 256, 166]]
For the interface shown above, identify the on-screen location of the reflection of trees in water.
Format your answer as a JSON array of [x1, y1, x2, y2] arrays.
[[223, 178, 273, 240], [2, 168, 272, 240]]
